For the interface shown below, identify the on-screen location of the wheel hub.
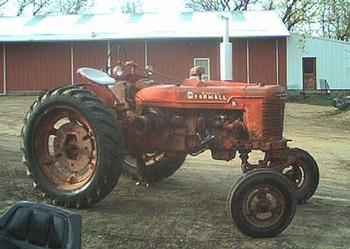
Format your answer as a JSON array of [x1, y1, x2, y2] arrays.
[[244, 185, 285, 228], [64, 134, 80, 160], [283, 163, 305, 188], [53, 123, 94, 174], [35, 108, 97, 191]]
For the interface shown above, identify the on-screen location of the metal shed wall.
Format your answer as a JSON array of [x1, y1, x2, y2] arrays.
[[73, 41, 108, 83], [6, 43, 71, 91], [288, 34, 350, 90]]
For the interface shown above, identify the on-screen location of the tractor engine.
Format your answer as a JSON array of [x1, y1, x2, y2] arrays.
[[202, 110, 248, 160], [126, 108, 248, 161]]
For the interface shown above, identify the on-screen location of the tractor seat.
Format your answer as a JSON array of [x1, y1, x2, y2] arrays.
[[0, 201, 81, 249], [77, 67, 116, 85]]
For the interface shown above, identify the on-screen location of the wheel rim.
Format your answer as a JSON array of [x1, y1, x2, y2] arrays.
[[124, 152, 165, 168], [283, 160, 306, 189], [34, 106, 97, 191], [242, 184, 286, 229]]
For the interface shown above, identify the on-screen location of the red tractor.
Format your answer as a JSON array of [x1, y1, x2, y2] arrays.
[[21, 61, 319, 238]]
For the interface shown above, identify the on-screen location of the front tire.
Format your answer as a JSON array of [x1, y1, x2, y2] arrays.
[[228, 169, 296, 238], [21, 85, 124, 208]]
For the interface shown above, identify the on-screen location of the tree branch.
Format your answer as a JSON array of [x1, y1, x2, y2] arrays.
[[0, 0, 8, 8]]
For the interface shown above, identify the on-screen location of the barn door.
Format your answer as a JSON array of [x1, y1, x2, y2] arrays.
[[303, 57, 317, 90]]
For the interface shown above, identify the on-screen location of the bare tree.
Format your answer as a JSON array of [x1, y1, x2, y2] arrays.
[[121, 0, 143, 14], [264, 0, 320, 31], [15, 0, 93, 16], [0, 0, 8, 15], [319, 0, 350, 41], [185, 0, 257, 11], [0, 0, 8, 7], [56, 0, 93, 14], [16, 0, 33, 16]]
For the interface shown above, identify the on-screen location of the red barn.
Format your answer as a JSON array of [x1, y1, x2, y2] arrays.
[[0, 11, 289, 94]]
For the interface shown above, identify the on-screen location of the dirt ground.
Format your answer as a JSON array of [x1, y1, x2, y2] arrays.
[[0, 96, 349, 249]]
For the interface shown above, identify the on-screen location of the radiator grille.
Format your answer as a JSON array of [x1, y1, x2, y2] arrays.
[[262, 99, 285, 140]]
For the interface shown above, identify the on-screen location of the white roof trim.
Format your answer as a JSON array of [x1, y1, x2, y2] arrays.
[[0, 11, 289, 42]]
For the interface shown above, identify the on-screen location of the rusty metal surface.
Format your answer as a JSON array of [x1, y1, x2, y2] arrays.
[[131, 76, 286, 150], [135, 80, 284, 107], [262, 98, 285, 140], [242, 184, 286, 228], [34, 106, 97, 191], [89, 59, 289, 163], [6, 43, 71, 91]]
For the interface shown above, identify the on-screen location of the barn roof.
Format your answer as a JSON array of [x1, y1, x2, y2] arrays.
[[0, 11, 289, 42]]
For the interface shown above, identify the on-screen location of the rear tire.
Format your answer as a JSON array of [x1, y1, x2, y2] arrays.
[[228, 169, 296, 238], [123, 153, 186, 183], [21, 85, 124, 208]]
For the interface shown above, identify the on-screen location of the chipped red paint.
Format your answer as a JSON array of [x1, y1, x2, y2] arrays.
[[136, 79, 285, 141]]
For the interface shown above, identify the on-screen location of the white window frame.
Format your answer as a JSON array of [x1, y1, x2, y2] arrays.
[[193, 58, 211, 80]]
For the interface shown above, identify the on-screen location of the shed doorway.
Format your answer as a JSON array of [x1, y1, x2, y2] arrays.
[[303, 57, 317, 90]]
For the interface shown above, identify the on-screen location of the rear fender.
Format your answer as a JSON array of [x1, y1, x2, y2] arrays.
[[78, 83, 120, 108]]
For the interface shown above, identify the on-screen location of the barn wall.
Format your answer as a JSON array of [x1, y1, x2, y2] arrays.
[[249, 38, 278, 85], [0, 44, 3, 93], [288, 34, 350, 90], [111, 40, 145, 70], [3, 37, 287, 92], [278, 38, 287, 87], [7, 43, 71, 91], [232, 39, 248, 82], [73, 41, 108, 83], [148, 39, 220, 83]]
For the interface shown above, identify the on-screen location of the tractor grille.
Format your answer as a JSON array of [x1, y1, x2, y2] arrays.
[[262, 99, 285, 140]]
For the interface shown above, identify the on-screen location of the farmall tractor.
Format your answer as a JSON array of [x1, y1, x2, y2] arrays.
[[21, 61, 319, 238]]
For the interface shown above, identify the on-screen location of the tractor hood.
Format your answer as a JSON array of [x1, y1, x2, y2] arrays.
[[135, 80, 286, 110]]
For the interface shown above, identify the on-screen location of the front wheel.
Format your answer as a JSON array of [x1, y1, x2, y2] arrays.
[[228, 169, 296, 238], [21, 85, 125, 208]]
